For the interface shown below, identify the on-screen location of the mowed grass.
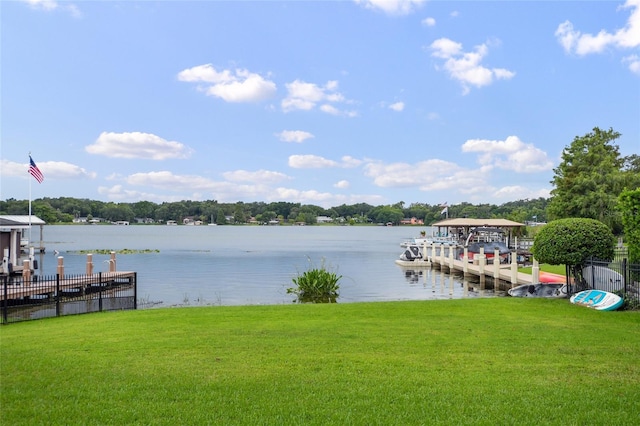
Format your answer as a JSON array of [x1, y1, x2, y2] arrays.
[[1, 299, 639, 425], [519, 263, 567, 276]]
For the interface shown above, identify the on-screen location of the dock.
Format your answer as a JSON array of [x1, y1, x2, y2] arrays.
[[396, 242, 538, 288]]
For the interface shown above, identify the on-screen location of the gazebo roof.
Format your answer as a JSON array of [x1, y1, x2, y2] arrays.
[[0, 215, 46, 229], [431, 218, 524, 228]]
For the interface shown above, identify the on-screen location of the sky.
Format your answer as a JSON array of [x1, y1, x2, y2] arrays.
[[1, 0, 639, 209]]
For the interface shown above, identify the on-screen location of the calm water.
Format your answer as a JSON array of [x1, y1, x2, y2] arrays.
[[34, 225, 488, 307]]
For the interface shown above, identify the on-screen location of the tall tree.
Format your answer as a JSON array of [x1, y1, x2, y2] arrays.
[[547, 127, 625, 232]]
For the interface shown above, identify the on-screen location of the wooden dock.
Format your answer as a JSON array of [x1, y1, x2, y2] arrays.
[[1, 271, 136, 302], [396, 243, 536, 287]]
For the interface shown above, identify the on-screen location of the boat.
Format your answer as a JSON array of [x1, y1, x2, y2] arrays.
[[508, 283, 568, 298], [394, 244, 431, 267], [460, 227, 510, 263], [400, 232, 458, 248], [538, 271, 567, 283]]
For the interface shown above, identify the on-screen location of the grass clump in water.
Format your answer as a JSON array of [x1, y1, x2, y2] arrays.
[[287, 257, 341, 303]]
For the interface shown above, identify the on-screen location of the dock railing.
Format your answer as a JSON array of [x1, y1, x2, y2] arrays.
[[1, 271, 137, 324]]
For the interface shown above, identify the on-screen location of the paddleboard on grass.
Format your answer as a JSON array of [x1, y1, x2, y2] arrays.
[[508, 283, 568, 298], [570, 290, 623, 311]]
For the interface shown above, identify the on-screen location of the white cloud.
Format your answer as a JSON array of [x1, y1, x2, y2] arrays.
[[493, 185, 551, 200], [354, 0, 425, 16], [334, 180, 350, 189], [0, 159, 95, 180], [429, 38, 515, 94], [422, 17, 436, 27], [96, 170, 381, 208], [276, 130, 315, 143], [38, 161, 97, 179], [461, 135, 554, 172], [289, 155, 362, 169], [222, 169, 290, 184], [364, 159, 463, 188], [341, 156, 363, 168], [555, 0, 640, 58], [0, 159, 30, 178], [623, 54, 640, 73], [288, 155, 339, 169], [282, 80, 356, 116], [86, 132, 194, 160], [20, 0, 81, 17], [177, 64, 276, 103], [389, 101, 405, 112], [126, 171, 217, 191]]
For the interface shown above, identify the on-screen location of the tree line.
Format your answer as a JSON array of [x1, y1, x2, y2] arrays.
[[0, 197, 549, 226]]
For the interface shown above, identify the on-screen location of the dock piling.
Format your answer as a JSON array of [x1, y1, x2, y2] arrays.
[[57, 256, 64, 278], [86, 254, 94, 275]]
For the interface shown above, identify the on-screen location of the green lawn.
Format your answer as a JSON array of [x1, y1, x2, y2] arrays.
[[1, 299, 639, 425], [519, 263, 567, 276]]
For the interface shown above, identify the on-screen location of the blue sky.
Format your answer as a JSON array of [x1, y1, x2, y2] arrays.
[[2, 0, 639, 208]]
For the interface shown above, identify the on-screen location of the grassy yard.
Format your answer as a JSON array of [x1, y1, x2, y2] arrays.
[[519, 263, 567, 276], [1, 299, 639, 425]]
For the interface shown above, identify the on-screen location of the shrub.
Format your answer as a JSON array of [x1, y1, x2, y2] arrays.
[[287, 258, 341, 303], [619, 188, 640, 265], [531, 218, 615, 265]]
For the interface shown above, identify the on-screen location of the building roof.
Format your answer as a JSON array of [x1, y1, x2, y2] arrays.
[[0, 215, 46, 229], [431, 218, 525, 228]]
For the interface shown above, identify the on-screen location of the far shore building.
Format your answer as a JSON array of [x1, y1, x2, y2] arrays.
[[400, 217, 424, 225]]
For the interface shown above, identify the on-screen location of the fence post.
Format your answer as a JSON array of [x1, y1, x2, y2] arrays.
[[2, 275, 7, 324], [622, 258, 628, 293], [56, 274, 61, 317], [133, 272, 137, 310], [98, 272, 103, 312]]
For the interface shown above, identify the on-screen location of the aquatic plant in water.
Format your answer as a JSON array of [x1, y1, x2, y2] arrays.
[[287, 258, 341, 303]]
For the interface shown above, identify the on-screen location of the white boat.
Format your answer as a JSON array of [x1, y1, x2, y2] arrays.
[[394, 244, 432, 267], [400, 233, 458, 248]]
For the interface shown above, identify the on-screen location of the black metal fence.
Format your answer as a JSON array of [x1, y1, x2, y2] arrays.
[[1, 272, 137, 324], [567, 250, 640, 309]]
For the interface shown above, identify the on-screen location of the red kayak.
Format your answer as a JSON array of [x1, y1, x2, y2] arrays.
[[539, 271, 567, 283]]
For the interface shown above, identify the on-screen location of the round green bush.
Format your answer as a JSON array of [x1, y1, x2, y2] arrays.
[[531, 218, 615, 265]]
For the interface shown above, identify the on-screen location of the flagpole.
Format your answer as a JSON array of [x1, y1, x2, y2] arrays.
[[28, 152, 33, 244]]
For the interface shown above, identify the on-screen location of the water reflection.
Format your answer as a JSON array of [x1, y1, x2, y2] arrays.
[[399, 266, 508, 300]]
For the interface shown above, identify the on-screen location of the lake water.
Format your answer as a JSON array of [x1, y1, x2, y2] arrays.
[[34, 225, 490, 308]]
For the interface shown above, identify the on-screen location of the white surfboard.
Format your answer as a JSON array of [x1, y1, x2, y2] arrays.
[[582, 265, 624, 292], [570, 289, 623, 311]]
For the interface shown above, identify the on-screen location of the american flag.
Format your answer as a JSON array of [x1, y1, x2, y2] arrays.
[[29, 156, 44, 183]]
